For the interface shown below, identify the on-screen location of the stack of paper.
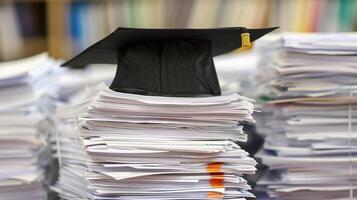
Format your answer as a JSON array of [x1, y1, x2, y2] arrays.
[[256, 33, 357, 199], [0, 53, 59, 200], [52, 83, 257, 199], [54, 64, 116, 101]]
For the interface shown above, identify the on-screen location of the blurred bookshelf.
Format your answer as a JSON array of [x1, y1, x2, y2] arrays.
[[0, 0, 356, 61]]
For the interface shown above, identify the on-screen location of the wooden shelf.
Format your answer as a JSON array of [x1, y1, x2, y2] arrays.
[[46, 0, 70, 59]]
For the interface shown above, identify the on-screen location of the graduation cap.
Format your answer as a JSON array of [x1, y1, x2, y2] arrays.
[[62, 27, 278, 96]]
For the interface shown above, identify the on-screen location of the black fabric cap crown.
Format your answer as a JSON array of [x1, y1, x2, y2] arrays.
[[62, 27, 278, 96]]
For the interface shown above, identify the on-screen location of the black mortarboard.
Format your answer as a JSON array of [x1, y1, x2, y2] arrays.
[[62, 27, 278, 96]]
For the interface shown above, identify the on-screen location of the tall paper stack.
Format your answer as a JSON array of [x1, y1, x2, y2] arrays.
[[53, 83, 257, 200], [256, 33, 357, 200], [54, 64, 115, 101], [0, 53, 59, 200]]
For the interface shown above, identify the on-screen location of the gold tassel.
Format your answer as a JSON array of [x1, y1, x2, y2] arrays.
[[241, 32, 251, 49]]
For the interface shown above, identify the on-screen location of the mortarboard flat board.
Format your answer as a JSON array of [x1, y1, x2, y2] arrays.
[[62, 27, 278, 96]]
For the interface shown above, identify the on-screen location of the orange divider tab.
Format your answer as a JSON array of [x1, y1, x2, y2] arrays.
[[210, 178, 224, 188], [210, 174, 224, 179], [208, 163, 224, 188], [208, 192, 223, 199], [207, 162, 222, 173]]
